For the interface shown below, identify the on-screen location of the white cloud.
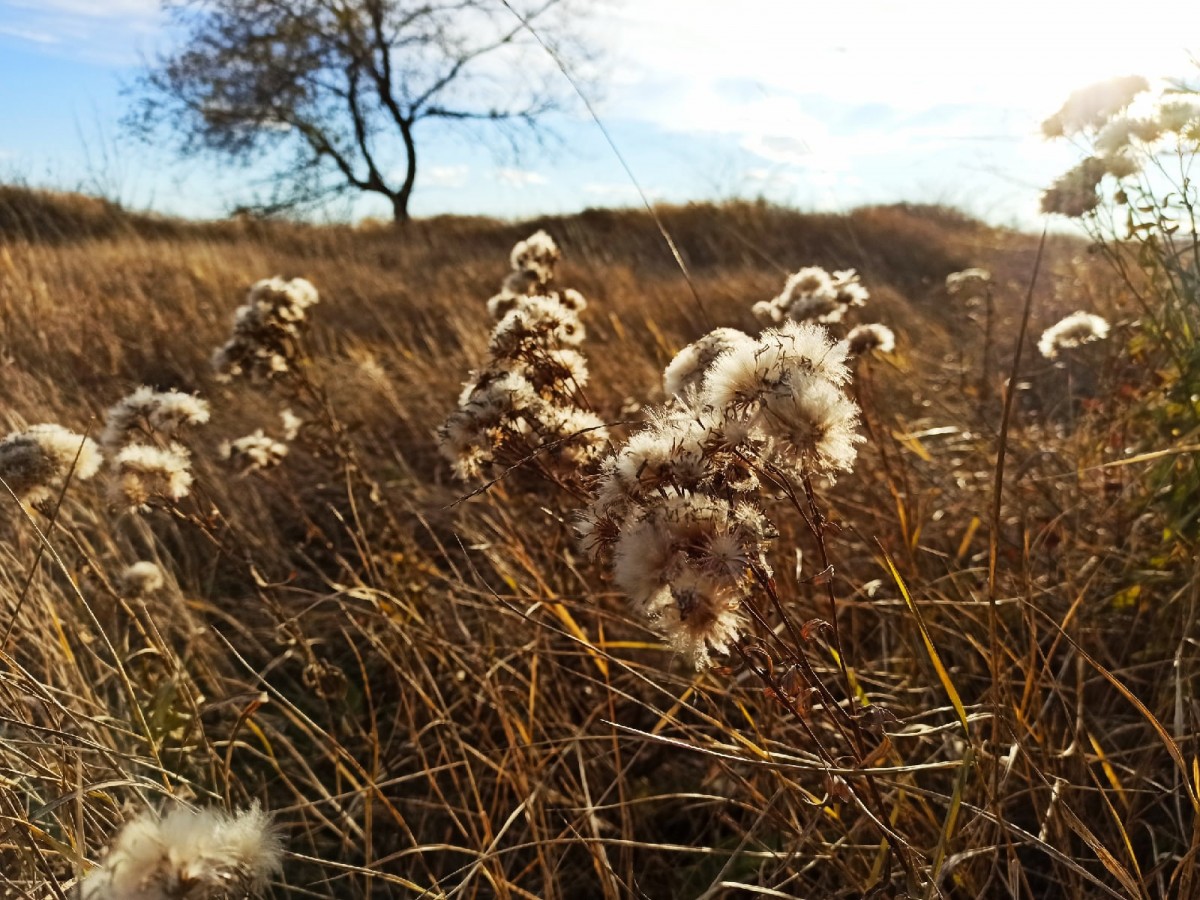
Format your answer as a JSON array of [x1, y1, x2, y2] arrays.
[[424, 164, 470, 188], [6, 0, 159, 18], [497, 167, 547, 187], [0, 24, 57, 43]]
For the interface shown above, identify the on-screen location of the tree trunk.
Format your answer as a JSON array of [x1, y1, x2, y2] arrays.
[[393, 122, 418, 224]]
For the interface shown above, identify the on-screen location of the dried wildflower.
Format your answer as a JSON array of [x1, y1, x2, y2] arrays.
[[1158, 101, 1200, 135], [79, 802, 282, 900], [110, 444, 194, 511], [1042, 75, 1149, 137], [1038, 311, 1111, 359], [663, 328, 754, 399], [703, 321, 852, 412], [755, 266, 869, 325], [945, 268, 991, 300], [102, 387, 210, 451], [220, 430, 289, 474], [279, 409, 303, 441], [439, 235, 604, 482], [846, 323, 896, 356], [1040, 157, 1107, 217], [510, 229, 560, 287], [584, 319, 862, 668], [121, 561, 166, 599], [0, 424, 101, 507], [212, 276, 319, 381]]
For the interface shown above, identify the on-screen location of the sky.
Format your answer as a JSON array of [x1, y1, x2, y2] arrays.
[[1, 0, 1199, 228]]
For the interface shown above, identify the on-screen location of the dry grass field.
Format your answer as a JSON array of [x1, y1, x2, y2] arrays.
[[1, 183, 1196, 898]]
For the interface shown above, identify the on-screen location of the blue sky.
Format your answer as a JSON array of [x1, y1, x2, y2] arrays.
[[2, 0, 1199, 227]]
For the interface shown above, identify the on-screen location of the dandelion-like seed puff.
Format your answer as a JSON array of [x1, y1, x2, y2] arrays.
[[0, 424, 102, 508], [212, 276, 320, 381], [846, 323, 896, 356], [753, 267, 868, 326], [945, 268, 991, 301], [120, 561, 166, 599], [438, 231, 607, 481], [220, 430, 289, 475], [583, 320, 862, 668], [102, 387, 210, 452], [78, 802, 282, 900], [1038, 311, 1110, 360]]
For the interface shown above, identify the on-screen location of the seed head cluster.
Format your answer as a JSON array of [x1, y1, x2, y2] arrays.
[[945, 268, 991, 301], [439, 232, 608, 481], [212, 277, 320, 381], [120, 561, 167, 599], [1038, 311, 1111, 360], [78, 803, 282, 900], [102, 387, 208, 513], [846, 323, 896, 356], [752, 266, 868, 326], [0, 424, 102, 508], [581, 321, 862, 668], [220, 430, 290, 474], [1041, 78, 1200, 217]]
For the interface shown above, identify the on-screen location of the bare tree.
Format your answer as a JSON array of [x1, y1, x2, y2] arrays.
[[128, 0, 596, 222]]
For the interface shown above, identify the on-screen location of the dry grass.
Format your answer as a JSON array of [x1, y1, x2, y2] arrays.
[[0, 186, 1192, 898]]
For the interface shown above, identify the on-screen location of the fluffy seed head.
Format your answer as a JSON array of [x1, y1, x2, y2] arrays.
[[1038, 311, 1111, 359], [509, 230, 560, 287], [846, 323, 896, 356], [1041, 157, 1107, 217], [102, 387, 210, 451], [945, 268, 991, 300], [1043, 75, 1150, 137], [110, 444, 194, 512], [79, 802, 282, 900], [0, 424, 101, 507], [663, 328, 754, 399], [121, 562, 166, 599], [220, 430, 289, 474]]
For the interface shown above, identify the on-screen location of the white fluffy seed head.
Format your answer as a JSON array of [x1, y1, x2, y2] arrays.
[[846, 323, 896, 356], [702, 321, 851, 412], [755, 374, 863, 477], [213, 277, 319, 380], [1038, 311, 1111, 359], [79, 802, 282, 900], [121, 561, 166, 599], [1042, 75, 1150, 138], [945, 268, 992, 300], [0, 424, 101, 507], [220, 430, 289, 474], [509, 230, 560, 286], [663, 328, 754, 399], [102, 387, 210, 451], [110, 444, 194, 512]]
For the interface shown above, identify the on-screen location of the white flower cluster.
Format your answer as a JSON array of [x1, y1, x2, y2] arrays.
[[121, 561, 166, 599], [102, 387, 208, 512], [1042, 75, 1149, 138], [487, 229, 563, 318], [945, 268, 992, 301], [752, 266, 869, 326], [439, 232, 607, 481], [0, 424, 102, 508], [1042, 77, 1200, 217], [220, 430, 289, 475], [212, 277, 320, 381], [581, 321, 863, 668], [1038, 311, 1111, 360], [78, 803, 281, 900], [846, 323, 896, 357]]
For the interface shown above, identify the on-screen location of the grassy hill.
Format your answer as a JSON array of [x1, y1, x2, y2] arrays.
[[1, 185, 1183, 898]]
